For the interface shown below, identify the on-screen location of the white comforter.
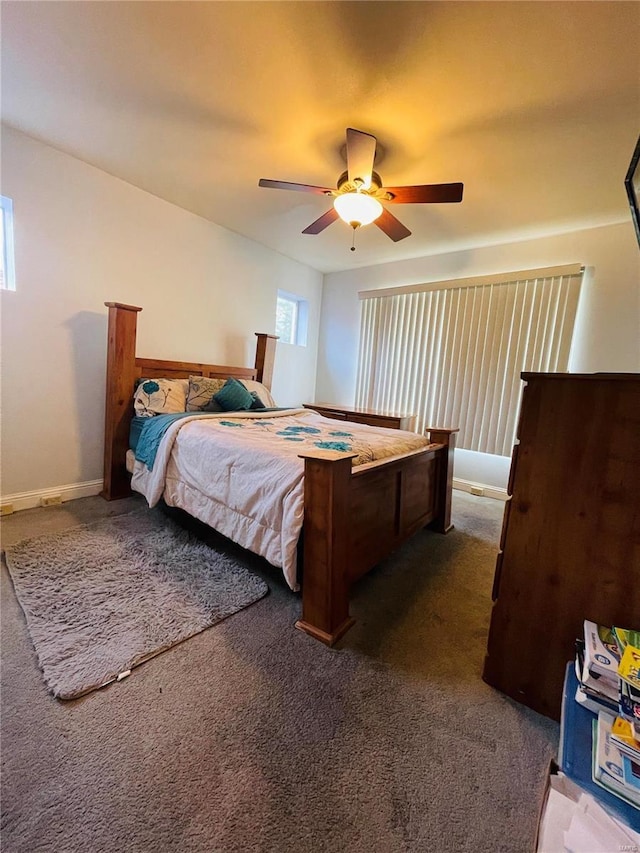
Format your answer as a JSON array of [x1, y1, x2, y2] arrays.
[[130, 409, 431, 590]]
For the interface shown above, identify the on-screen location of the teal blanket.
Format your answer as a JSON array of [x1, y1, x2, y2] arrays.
[[132, 413, 195, 470]]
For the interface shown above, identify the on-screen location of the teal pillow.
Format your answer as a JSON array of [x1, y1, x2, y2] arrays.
[[213, 378, 255, 411]]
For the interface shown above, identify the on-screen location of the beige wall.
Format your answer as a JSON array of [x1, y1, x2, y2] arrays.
[[316, 222, 640, 490], [0, 125, 323, 498]]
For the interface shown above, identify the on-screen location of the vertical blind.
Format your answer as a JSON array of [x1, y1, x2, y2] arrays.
[[355, 264, 584, 456]]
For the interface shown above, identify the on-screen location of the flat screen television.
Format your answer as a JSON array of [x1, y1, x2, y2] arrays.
[[624, 135, 640, 248]]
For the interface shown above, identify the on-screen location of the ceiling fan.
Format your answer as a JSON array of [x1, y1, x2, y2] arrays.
[[258, 128, 463, 246]]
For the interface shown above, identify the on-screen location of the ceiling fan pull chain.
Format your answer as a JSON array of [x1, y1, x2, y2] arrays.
[[351, 227, 357, 252]]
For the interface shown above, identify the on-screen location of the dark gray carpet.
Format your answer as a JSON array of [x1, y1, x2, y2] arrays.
[[0, 492, 558, 853], [3, 510, 268, 699]]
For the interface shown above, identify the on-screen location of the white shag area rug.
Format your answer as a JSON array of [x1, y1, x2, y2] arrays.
[[3, 510, 269, 699]]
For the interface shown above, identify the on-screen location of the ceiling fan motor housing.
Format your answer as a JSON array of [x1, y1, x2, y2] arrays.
[[336, 170, 383, 194]]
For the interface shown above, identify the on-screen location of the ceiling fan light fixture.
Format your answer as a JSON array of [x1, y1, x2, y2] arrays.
[[334, 192, 383, 228]]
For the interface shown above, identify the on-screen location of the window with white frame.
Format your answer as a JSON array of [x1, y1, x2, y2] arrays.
[[0, 196, 16, 291], [356, 264, 584, 457], [275, 290, 308, 346]]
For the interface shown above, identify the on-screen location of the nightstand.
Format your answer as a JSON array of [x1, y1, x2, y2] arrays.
[[303, 402, 416, 432]]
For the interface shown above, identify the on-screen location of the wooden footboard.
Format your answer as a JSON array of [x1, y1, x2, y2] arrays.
[[296, 430, 457, 645]]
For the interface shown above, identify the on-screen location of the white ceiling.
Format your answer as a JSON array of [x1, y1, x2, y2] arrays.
[[2, 1, 639, 273]]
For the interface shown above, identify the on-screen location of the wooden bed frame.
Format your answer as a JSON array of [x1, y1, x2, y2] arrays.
[[102, 301, 458, 646]]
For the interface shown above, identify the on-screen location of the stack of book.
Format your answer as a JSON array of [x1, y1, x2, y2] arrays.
[[575, 621, 640, 811], [593, 712, 640, 810], [544, 626, 640, 849], [611, 715, 640, 793], [619, 638, 640, 730], [575, 622, 623, 713]]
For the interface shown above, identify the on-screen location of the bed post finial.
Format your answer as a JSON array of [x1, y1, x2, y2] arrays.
[[427, 427, 459, 533], [254, 333, 278, 390], [101, 302, 142, 501]]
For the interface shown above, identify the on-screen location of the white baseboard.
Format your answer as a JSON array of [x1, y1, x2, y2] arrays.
[[2, 476, 505, 513], [1, 479, 104, 513], [453, 478, 508, 501]]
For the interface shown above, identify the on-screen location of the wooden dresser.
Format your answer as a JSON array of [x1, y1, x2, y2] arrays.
[[303, 402, 416, 431], [482, 373, 640, 721]]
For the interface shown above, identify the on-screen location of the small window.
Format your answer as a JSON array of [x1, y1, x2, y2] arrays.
[[0, 196, 16, 291], [275, 290, 308, 346]]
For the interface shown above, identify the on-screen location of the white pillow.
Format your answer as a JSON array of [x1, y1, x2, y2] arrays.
[[242, 379, 277, 408], [134, 378, 189, 417]]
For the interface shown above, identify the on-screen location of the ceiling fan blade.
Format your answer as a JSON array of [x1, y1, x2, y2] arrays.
[[374, 208, 411, 242], [383, 182, 464, 204], [259, 179, 333, 195], [302, 207, 339, 235], [346, 128, 377, 189]]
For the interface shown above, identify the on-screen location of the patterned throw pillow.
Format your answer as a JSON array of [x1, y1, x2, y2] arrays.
[[133, 378, 189, 417], [186, 376, 226, 412]]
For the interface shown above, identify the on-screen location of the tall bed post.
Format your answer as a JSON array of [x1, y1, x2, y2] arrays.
[[427, 428, 459, 534], [101, 302, 142, 501], [254, 333, 278, 390], [295, 451, 357, 646]]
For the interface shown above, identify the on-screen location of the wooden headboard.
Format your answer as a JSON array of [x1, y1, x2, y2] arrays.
[[101, 301, 278, 501]]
